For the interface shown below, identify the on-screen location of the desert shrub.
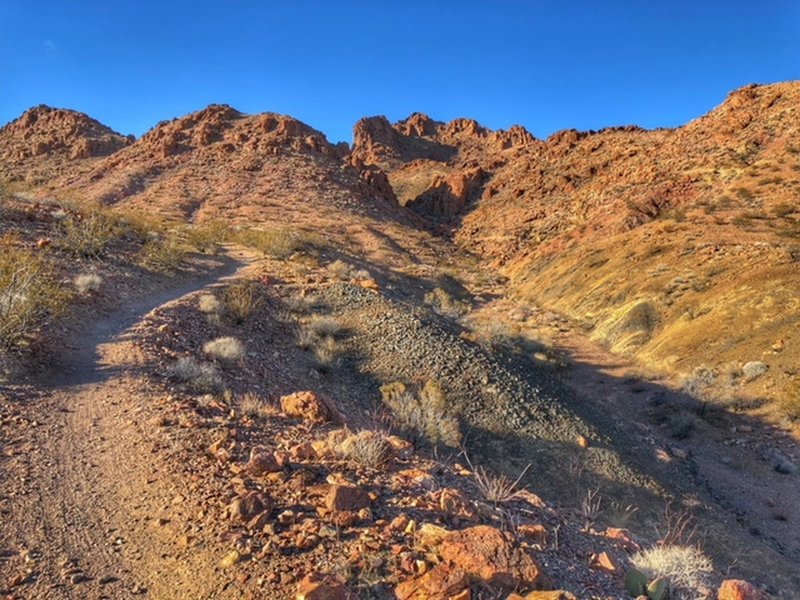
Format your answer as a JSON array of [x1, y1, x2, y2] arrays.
[[424, 287, 470, 318], [335, 429, 395, 469], [668, 412, 695, 439], [239, 392, 279, 419], [57, 211, 119, 258], [464, 453, 531, 506], [140, 238, 186, 273], [203, 336, 245, 361], [234, 227, 301, 258], [312, 335, 344, 372], [380, 380, 461, 447], [0, 239, 69, 350], [223, 280, 262, 324], [73, 272, 103, 295], [168, 356, 223, 393], [185, 221, 230, 254], [284, 292, 316, 314], [198, 293, 221, 314], [328, 259, 355, 280], [631, 545, 713, 600], [733, 187, 755, 201], [308, 315, 345, 339], [114, 209, 166, 242], [772, 203, 796, 218]]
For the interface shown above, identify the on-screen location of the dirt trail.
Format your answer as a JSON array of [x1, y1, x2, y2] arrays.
[[0, 250, 252, 599]]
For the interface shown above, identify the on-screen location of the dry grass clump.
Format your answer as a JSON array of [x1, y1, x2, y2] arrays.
[[335, 430, 395, 469], [203, 336, 245, 361], [140, 238, 186, 273], [168, 356, 223, 393], [223, 280, 262, 324], [235, 227, 300, 258], [73, 272, 103, 295], [327, 259, 355, 280], [239, 392, 279, 419], [631, 545, 713, 599], [184, 220, 230, 254], [57, 211, 119, 258], [198, 293, 221, 314], [0, 238, 69, 350], [380, 380, 461, 447], [312, 335, 344, 372], [284, 292, 317, 314], [424, 287, 470, 318], [465, 455, 531, 506], [308, 315, 345, 339]]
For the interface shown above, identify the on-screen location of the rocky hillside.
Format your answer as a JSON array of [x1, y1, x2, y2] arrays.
[[0, 105, 131, 186], [352, 82, 800, 426]]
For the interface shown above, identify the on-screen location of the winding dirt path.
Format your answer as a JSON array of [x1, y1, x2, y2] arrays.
[[0, 251, 252, 599]]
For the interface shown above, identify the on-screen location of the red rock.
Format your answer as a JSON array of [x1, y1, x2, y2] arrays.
[[325, 484, 371, 512], [439, 525, 545, 589], [717, 580, 768, 600], [589, 551, 619, 573], [602, 527, 640, 552], [438, 488, 479, 522], [228, 491, 272, 524], [296, 572, 356, 600], [244, 445, 283, 476], [395, 562, 470, 600], [280, 391, 334, 423]]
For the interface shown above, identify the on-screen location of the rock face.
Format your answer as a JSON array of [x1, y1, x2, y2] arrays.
[[438, 525, 545, 589], [0, 105, 131, 185]]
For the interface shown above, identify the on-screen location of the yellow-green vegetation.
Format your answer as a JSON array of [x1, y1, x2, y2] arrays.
[[56, 211, 120, 258], [509, 218, 800, 423], [139, 238, 187, 273], [0, 236, 70, 350], [234, 227, 305, 258], [223, 280, 262, 324], [184, 220, 231, 254], [380, 380, 461, 447]]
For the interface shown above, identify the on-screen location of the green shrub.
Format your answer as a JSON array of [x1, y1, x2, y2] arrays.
[[185, 220, 230, 254], [140, 238, 186, 273], [57, 211, 119, 258]]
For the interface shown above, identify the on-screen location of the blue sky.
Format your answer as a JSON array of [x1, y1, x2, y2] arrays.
[[1, 1, 799, 143]]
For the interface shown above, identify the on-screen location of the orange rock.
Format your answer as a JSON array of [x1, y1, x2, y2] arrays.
[[280, 391, 335, 423], [296, 572, 356, 600], [290, 441, 318, 461], [325, 484, 371, 512], [602, 527, 640, 552], [358, 278, 380, 292], [718, 579, 768, 600], [517, 592, 577, 600], [438, 488, 479, 522], [439, 525, 545, 589], [395, 562, 470, 600], [576, 435, 589, 448], [589, 551, 619, 573], [517, 524, 547, 546]]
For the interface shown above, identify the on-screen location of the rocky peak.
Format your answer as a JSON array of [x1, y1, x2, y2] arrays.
[[395, 112, 442, 137], [0, 105, 131, 160]]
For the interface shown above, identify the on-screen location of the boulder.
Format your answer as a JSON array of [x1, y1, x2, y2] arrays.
[[244, 445, 284, 476], [281, 391, 334, 423], [718, 580, 768, 600], [439, 525, 544, 589], [325, 484, 371, 512]]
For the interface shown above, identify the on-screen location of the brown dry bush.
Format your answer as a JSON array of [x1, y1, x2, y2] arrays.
[[223, 280, 262, 324], [0, 237, 70, 351], [379, 380, 461, 447]]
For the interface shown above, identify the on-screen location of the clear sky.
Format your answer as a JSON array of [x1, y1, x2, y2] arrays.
[[1, 1, 799, 143]]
